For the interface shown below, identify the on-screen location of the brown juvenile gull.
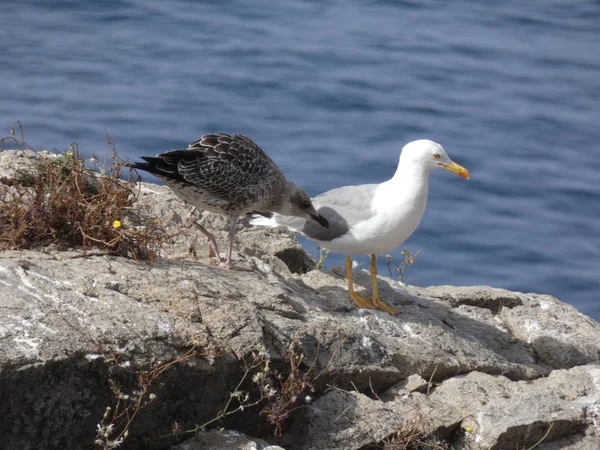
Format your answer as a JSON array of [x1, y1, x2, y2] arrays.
[[251, 139, 469, 314], [133, 133, 329, 269]]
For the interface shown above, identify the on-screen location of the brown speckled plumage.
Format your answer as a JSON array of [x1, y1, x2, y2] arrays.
[[134, 133, 288, 214], [133, 133, 326, 269]]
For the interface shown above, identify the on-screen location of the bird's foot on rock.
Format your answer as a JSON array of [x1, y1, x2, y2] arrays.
[[349, 291, 376, 310], [218, 255, 254, 271], [370, 295, 400, 316], [349, 292, 400, 316]]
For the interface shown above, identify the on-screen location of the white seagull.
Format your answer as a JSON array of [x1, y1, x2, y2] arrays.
[[251, 139, 469, 314]]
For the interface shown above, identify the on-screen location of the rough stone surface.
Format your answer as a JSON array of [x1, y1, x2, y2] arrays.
[[0, 149, 47, 184], [172, 429, 285, 450], [286, 366, 600, 449], [1, 149, 600, 450]]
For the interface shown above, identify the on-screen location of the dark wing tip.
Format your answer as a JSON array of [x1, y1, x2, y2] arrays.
[[130, 156, 163, 173], [130, 161, 150, 172]]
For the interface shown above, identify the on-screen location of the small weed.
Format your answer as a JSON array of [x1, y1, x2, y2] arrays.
[[385, 248, 422, 283], [152, 348, 273, 445], [352, 402, 451, 450], [377, 409, 450, 450], [0, 120, 33, 150], [315, 245, 330, 269], [95, 346, 211, 449], [520, 423, 554, 450], [190, 350, 271, 432], [259, 342, 319, 436], [164, 341, 334, 440], [92, 338, 338, 446], [381, 428, 450, 450]]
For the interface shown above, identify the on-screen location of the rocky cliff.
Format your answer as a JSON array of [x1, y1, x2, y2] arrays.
[[1, 150, 599, 450]]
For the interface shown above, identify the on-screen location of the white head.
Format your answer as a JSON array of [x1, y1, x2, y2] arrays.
[[399, 139, 470, 179]]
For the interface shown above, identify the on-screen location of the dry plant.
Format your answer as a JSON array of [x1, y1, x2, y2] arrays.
[[374, 408, 450, 450], [0, 121, 33, 149], [323, 386, 451, 450], [315, 244, 330, 269], [519, 423, 554, 450], [259, 341, 334, 436], [95, 339, 339, 447], [381, 426, 450, 450], [378, 414, 553, 450], [166, 341, 331, 441], [95, 346, 212, 449], [0, 126, 165, 259], [152, 348, 274, 445], [385, 248, 422, 283]]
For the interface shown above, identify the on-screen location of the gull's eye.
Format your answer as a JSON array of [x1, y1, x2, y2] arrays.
[[433, 153, 441, 159], [302, 200, 311, 209]]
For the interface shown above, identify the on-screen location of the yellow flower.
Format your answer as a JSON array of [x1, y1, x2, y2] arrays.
[[65, 151, 74, 158], [112, 220, 122, 229], [464, 426, 473, 432]]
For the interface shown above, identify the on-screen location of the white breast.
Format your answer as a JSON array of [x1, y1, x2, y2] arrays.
[[319, 174, 429, 255]]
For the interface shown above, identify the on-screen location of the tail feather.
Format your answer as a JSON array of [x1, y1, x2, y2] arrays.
[[130, 159, 162, 176], [249, 214, 279, 228], [249, 213, 307, 234], [130, 158, 187, 184], [248, 211, 273, 219]]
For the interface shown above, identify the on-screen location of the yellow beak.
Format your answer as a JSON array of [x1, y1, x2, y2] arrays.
[[439, 161, 470, 179]]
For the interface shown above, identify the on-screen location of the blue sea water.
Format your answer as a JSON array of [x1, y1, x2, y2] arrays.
[[1, 0, 599, 319]]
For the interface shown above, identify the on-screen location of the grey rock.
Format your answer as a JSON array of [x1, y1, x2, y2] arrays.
[[392, 373, 430, 394], [436, 366, 600, 449], [1, 149, 600, 449], [422, 285, 524, 313], [499, 297, 600, 369], [172, 429, 284, 450], [537, 427, 600, 450], [288, 366, 600, 450], [286, 389, 404, 450], [0, 149, 45, 184]]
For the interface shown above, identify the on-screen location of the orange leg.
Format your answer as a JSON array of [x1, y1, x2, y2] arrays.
[[345, 255, 373, 309], [368, 255, 399, 315]]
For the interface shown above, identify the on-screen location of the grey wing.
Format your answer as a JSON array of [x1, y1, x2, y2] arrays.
[[277, 184, 378, 242], [161, 133, 286, 206]]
